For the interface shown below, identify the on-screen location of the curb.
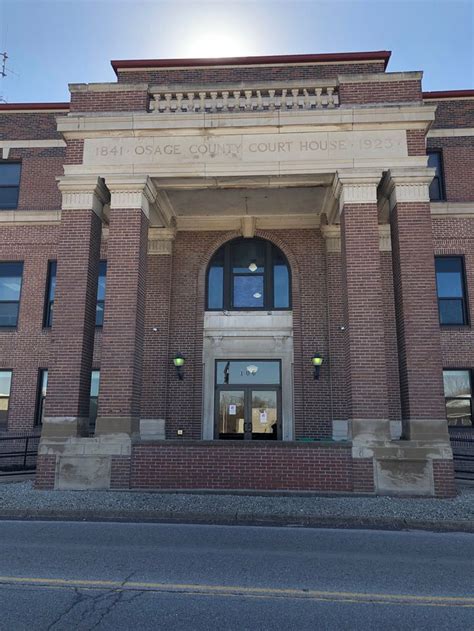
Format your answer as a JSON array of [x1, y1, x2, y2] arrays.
[[0, 510, 472, 533]]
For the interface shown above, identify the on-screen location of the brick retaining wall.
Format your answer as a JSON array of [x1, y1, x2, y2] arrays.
[[130, 441, 356, 492]]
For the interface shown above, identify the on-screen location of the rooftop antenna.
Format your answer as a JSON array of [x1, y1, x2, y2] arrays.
[[0, 51, 7, 78], [0, 51, 7, 102]]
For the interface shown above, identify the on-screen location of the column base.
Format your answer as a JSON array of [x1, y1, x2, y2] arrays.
[[403, 418, 450, 441], [350, 418, 392, 443], [41, 416, 89, 438], [36, 434, 131, 490], [95, 415, 140, 437], [139, 418, 166, 440]]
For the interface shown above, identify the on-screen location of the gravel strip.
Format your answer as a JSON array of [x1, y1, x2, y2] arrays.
[[0, 481, 473, 529]]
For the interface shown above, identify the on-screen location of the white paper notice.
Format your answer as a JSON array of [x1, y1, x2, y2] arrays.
[[260, 411, 268, 424], [229, 404, 236, 415]]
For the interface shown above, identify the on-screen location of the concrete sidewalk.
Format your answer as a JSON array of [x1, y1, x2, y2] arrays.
[[0, 481, 473, 532]]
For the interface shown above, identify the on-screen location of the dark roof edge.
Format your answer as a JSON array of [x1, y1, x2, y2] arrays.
[[0, 102, 70, 111], [111, 51, 391, 75], [423, 90, 474, 100]]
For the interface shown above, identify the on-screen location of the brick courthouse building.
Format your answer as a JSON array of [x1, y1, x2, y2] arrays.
[[0, 50, 472, 495]]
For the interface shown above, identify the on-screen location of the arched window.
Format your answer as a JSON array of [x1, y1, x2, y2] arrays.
[[206, 238, 291, 311]]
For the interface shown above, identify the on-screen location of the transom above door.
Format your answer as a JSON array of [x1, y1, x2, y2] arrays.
[[214, 360, 281, 440]]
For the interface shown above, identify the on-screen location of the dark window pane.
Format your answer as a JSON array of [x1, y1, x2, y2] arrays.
[[36, 369, 48, 426], [95, 261, 107, 325], [95, 301, 104, 326], [90, 370, 100, 398], [208, 265, 224, 309], [446, 399, 472, 426], [0, 187, 20, 209], [274, 262, 289, 308], [97, 261, 107, 301], [439, 299, 465, 325], [427, 151, 441, 173], [0, 302, 19, 327], [427, 152, 444, 201], [443, 370, 471, 398], [0, 275, 22, 301], [44, 261, 56, 327], [429, 178, 441, 201], [233, 275, 264, 308], [216, 360, 280, 385], [232, 240, 265, 273], [435, 257, 464, 297], [0, 262, 23, 301], [48, 261, 57, 300], [0, 163, 21, 186]]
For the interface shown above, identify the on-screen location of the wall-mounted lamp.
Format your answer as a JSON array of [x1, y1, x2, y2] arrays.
[[311, 354, 324, 380], [173, 354, 185, 380]]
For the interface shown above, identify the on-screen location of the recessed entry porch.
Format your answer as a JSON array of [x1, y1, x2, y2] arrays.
[[144, 173, 335, 231]]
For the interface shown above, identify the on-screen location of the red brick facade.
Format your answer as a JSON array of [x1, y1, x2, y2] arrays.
[[1, 52, 472, 497]]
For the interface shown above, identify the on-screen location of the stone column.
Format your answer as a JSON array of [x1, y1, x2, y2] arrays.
[[333, 170, 390, 446], [42, 176, 108, 438], [94, 177, 155, 437], [384, 168, 450, 442]]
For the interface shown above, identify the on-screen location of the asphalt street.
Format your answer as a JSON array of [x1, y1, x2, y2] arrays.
[[0, 520, 472, 630]]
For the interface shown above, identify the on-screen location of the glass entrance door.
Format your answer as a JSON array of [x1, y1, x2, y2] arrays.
[[215, 360, 281, 440], [216, 387, 280, 440]]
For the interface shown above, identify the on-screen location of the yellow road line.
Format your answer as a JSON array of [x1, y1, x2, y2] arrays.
[[0, 576, 472, 608]]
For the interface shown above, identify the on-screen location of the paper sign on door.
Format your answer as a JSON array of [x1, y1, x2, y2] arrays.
[[259, 410, 268, 424], [228, 404, 237, 415]]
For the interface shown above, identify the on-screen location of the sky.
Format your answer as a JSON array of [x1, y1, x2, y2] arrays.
[[0, 0, 473, 103]]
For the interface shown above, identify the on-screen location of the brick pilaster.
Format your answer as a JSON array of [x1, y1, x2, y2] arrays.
[[95, 177, 154, 436], [385, 169, 450, 441], [42, 177, 107, 437]]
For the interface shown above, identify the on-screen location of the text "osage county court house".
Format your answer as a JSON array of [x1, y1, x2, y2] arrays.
[[0, 50, 472, 496]]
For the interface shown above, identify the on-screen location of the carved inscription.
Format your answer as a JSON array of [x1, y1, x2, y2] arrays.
[[83, 130, 407, 166]]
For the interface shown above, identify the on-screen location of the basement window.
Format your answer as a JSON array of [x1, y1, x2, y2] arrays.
[[443, 370, 472, 426], [0, 371, 12, 428]]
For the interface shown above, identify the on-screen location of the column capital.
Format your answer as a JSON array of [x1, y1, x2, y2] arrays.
[[57, 175, 109, 218], [380, 167, 435, 211], [105, 175, 158, 219], [332, 169, 383, 214], [321, 225, 341, 252], [148, 227, 176, 255]]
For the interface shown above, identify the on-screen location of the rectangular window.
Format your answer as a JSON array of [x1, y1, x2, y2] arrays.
[[0, 163, 21, 210], [44, 261, 57, 327], [443, 370, 472, 427], [216, 360, 281, 385], [96, 261, 107, 326], [427, 151, 445, 201], [435, 257, 469, 326], [0, 370, 12, 428], [89, 369, 100, 431], [0, 261, 23, 327], [35, 369, 48, 426]]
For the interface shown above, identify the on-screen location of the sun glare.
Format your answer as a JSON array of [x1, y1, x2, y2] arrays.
[[178, 30, 256, 59]]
